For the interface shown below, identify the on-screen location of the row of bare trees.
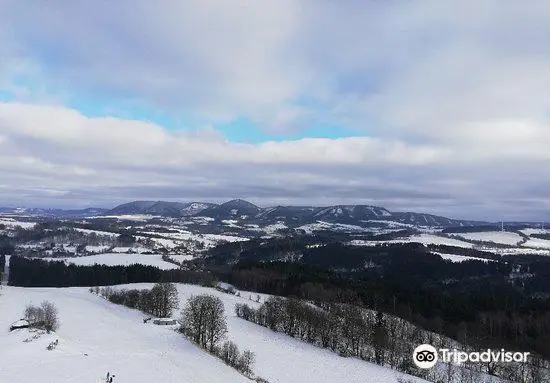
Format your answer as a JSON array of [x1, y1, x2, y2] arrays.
[[236, 297, 550, 383], [96, 282, 179, 318], [180, 294, 256, 376]]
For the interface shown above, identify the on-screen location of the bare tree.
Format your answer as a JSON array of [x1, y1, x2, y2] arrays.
[[41, 301, 59, 333], [204, 296, 227, 352], [23, 301, 59, 333], [151, 282, 179, 318], [220, 340, 240, 366], [24, 304, 43, 326], [237, 350, 255, 375], [181, 295, 227, 352]]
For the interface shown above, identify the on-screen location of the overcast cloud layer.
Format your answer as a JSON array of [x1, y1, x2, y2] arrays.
[[1, 1, 550, 220]]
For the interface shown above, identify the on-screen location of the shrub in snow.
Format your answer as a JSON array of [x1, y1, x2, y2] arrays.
[[23, 301, 59, 333]]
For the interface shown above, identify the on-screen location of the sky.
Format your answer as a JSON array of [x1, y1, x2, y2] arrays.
[[1, 1, 550, 221]]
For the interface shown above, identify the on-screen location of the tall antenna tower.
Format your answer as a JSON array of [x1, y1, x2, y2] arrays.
[[501, 221, 504, 231]]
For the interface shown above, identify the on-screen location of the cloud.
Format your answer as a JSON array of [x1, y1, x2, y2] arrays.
[[2, 1, 550, 219], [0, 102, 549, 220]]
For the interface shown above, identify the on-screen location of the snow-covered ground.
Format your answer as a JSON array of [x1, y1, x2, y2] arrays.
[[350, 231, 550, 257], [519, 228, 550, 236], [431, 252, 493, 263], [489, 247, 550, 256], [139, 231, 248, 250], [0, 284, 427, 383], [75, 228, 119, 237], [43, 253, 179, 270], [86, 245, 111, 253], [91, 215, 160, 221], [262, 222, 288, 234], [297, 221, 369, 234], [523, 238, 550, 249], [349, 234, 475, 249], [407, 234, 475, 247], [458, 231, 523, 246], [0, 217, 37, 229], [0, 286, 250, 383], [201, 233, 250, 243], [222, 219, 242, 228], [166, 254, 194, 263], [190, 216, 216, 225]]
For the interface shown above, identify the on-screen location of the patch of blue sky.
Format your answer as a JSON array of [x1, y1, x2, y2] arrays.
[[216, 118, 364, 143]]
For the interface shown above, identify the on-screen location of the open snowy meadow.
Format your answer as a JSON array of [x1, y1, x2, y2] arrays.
[[0, 283, 426, 383]]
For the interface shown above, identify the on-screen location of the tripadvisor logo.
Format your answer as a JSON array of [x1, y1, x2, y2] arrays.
[[413, 344, 530, 369], [413, 344, 439, 369]]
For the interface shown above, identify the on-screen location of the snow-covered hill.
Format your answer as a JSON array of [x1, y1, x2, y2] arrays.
[[43, 253, 180, 270], [457, 231, 524, 246], [0, 284, 427, 383]]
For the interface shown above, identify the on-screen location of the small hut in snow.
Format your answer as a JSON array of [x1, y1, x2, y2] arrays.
[[152, 318, 177, 326], [215, 282, 237, 295], [9, 319, 30, 331]]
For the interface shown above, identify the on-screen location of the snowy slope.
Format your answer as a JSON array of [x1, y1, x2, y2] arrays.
[[523, 238, 550, 249], [458, 231, 523, 246], [431, 252, 493, 263], [0, 284, 427, 383], [172, 284, 427, 383], [139, 230, 248, 250], [520, 228, 550, 236], [0, 217, 37, 229], [0, 287, 250, 383], [297, 220, 370, 234], [349, 234, 475, 249], [75, 228, 119, 237], [43, 253, 179, 270]]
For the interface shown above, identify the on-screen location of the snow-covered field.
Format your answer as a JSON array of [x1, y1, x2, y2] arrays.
[[523, 238, 550, 249], [349, 234, 475, 249], [431, 252, 493, 263], [0, 286, 249, 383], [346, 230, 550, 257], [0, 217, 36, 229], [222, 219, 241, 228], [407, 234, 475, 248], [75, 228, 118, 237], [297, 221, 369, 234], [458, 231, 523, 246], [43, 253, 179, 270], [166, 254, 194, 263], [139, 231, 248, 250], [92, 215, 160, 221], [0, 284, 426, 383], [519, 228, 550, 236], [262, 222, 288, 234], [202, 233, 250, 243]]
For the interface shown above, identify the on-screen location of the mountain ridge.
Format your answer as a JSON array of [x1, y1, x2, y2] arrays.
[[0, 199, 493, 228]]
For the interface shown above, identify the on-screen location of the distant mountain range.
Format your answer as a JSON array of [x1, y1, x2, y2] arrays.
[[0, 199, 490, 228]]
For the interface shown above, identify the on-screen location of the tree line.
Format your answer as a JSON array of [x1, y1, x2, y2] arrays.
[[213, 254, 550, 362], [180, 294, 256, 378], [97, 282, 179, 318], [8, 256, 214, 287]]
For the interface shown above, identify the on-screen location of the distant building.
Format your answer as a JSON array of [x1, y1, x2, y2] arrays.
[[215, 282, 237, 294]]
